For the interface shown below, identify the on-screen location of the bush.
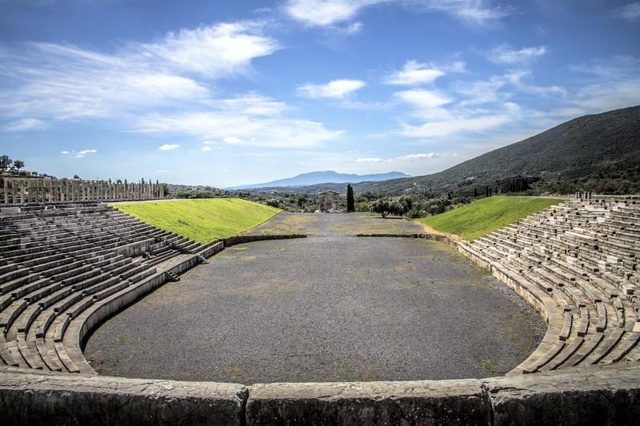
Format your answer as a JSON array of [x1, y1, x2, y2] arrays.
[[265, 199, 280, 208], [369, 197, 412, 217], [355, 201, 370, 212]]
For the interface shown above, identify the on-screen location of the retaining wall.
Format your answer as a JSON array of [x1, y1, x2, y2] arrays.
[[1, 363, 638, 425], [223, 234, 307, 247]]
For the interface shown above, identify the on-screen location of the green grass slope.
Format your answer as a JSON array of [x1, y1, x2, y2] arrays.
[[420, 196, 563, 241], [113, 198, 281, 243]]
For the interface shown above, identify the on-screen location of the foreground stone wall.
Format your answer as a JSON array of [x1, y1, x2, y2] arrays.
[[1, 363, 638, 425]]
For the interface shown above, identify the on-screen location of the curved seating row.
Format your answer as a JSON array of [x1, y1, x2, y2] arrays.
[[459, 196, 640, 374], [0, 202, 207, 373]]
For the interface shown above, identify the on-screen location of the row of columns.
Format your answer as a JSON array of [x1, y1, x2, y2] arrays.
[[575, 191, 593, 200], [0, 176, 165, 205]]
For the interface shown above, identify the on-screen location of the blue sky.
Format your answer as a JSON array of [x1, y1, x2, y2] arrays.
[[1, 0, 639, 187]]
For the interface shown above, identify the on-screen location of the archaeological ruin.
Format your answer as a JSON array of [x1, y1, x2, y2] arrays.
[[317, 190, 341, 212], [0, 193, 639, 424], [0, 175, 165, 205]]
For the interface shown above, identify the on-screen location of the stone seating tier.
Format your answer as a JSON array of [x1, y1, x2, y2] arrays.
[[460, 196, 640, 374], [0, 203, 205, 371]]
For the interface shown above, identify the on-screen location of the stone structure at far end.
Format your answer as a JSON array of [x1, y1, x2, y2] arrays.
[[0, 175, 165, 204], [317, 190, 340, 212]]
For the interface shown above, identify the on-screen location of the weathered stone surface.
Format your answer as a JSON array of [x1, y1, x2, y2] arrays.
[[1, 364, 639, 424], [486, 363, 640, 426], [246, 379, 492, 425], [0, 369, 246, 426]]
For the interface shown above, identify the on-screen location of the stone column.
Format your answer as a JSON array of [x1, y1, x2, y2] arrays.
[[2, 177, 7, 205]]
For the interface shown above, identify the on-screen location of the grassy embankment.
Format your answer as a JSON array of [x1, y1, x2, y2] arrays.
[[420, 196, 564, 241], [113, 198, 281, 244]]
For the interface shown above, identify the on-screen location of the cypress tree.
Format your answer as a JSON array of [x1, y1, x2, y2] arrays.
[[346, 184, 355, 212]]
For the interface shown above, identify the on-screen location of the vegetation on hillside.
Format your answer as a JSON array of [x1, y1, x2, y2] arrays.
[[244, 106, 639, 198], [420, 196, 563, 240], [113, 198, 281, 243], [355, 105, 640, 197]]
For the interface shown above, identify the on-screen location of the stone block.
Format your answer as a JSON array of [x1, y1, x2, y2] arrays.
[[246, 379, 491, 425], [0, 370, 247, 426]]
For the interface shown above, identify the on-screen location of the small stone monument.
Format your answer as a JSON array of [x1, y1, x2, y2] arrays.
[[317, 190, 340, 212]]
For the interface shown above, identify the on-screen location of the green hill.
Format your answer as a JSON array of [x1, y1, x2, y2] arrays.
[[257, 106, 639, 197], [420, 196, 563, 241], [113, 198, 281, 243], [359, 105, 640, 196]]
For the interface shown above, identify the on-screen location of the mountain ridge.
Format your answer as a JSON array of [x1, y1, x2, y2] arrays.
[[239, 105, 640, 196], [229, 170, 411, 190]]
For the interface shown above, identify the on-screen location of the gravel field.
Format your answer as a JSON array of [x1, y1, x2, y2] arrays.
[[85, 215, 545, 383]]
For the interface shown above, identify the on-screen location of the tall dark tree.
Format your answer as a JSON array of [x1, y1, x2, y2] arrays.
[[346, 184, 355, 212]]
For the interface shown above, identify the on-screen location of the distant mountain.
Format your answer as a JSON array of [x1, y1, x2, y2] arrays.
[[229, 170, 411, 190], [249, 105, 640, 196]]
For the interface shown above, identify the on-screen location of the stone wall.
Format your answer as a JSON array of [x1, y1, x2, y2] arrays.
[[1, 363, 638, 425], [0, 175, 165, 204]]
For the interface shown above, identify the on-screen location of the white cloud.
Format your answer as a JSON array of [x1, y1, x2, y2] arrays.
[[397, 153, 440, 160], [1, 118, 45, 132], [356, 157, 384, 163], [453, 70, 565, 106], [298, 79, 366, 98], [503, 70, 566, 97], [137, 112, 342, 149], [0, 21, 278, 121], [158, 144, 180, 151], [454, 76, 506, 105], [201, 145, 212, 152], [0, 21, 341, 151], [384, 61, 445, 86], [566, 56, 640, 113], [219, 93, 288, 115], [394, 89, 452, 109], [141, 21, 279, 78], [356, 152, 441, 163], [444, 61, 467, 73], [135, 93, 343, 149], [488, 44, 547, 64], [346, 21, 364, 34], [400, 113, 512, 138], [424, 0, 510, 24], [284, 0, 378, 26], [61, 149, 97, 158], [283, 0, 508, 27], [571, 78, 640, 112], [614, 2, 640, 21], [223, 136, 245, 145]]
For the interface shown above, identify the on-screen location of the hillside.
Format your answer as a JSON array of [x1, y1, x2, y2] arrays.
[[230, 170, 410, 190], [420, 196, 563, 240], [257, 106, 638, 196], [113, 198, 281, 243], [357, 105, 640, 196]]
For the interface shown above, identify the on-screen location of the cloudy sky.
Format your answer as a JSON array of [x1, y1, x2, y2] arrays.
[[1, 0, 639, 186]]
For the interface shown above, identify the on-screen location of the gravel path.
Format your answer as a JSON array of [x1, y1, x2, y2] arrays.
[[85, 229, 545, 383], [244, 212, 426, 236]]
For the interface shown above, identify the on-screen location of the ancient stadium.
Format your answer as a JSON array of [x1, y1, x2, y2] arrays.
[[2, 1, 640, 421], [0, 175, 639, 424]]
